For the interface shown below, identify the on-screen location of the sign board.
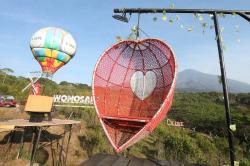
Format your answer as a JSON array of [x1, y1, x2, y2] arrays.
[[25, 95, 54, 112], [166, 119, 184, 127], [53, 95, 94, 108]]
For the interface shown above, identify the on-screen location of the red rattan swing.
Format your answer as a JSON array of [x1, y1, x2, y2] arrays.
[[93, 38, 177, 152]]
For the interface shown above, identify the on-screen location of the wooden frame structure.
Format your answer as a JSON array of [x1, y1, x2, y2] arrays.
[[113, 8, 250, 166], [0, 119, 80, 166]]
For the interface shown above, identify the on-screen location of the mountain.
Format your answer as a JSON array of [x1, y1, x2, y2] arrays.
[[176, 69, 250, 93]]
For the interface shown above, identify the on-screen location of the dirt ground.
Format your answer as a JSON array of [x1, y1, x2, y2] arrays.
[[0, 107, 28, 120], [0, 108, 88, 166]]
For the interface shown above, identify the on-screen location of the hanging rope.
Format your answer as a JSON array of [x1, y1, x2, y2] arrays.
[[136, 13, 151, 39], [136, 13, 140, 39], [138, 27, 150, 38], [127, 13, 150, 39]]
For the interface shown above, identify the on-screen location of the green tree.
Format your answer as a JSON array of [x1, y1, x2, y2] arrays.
[[0, 68, 14, 84]]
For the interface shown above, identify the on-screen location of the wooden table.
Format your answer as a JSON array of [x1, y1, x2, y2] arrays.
[[0, 119, 80, 166]]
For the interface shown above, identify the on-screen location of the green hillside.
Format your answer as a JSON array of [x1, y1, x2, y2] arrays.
[[79, 93, 250, 165], [168, 93, 250, 165], [0, 70, 91, 104], [0, 71, 250, 165]]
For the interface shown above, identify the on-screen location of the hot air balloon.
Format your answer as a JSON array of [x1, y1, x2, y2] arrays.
[[30, 27, 76, 75], [93, 38, 177, 152], [22, 27, 77, 94]]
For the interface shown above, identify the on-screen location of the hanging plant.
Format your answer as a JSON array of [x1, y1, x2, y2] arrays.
[[116, 36, 123, 42], [202, 23, 208, 34], [162, 10, 167, 21], [187, 27, 193, 32], [219, 13, 226, 18], [169, 18, 174, 24], [176, 15, 180, 21], [170, 3, 175, 9], [162, 15, 167, 21], [220, 26, 225, 32], [115, 4, 242, 46]]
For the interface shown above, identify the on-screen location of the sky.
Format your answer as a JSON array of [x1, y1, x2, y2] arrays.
[[0, 0, 250, 85]]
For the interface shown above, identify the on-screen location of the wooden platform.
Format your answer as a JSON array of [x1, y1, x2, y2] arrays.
[[80, 153, 190, 166], [0, 118, 80, 165], [0, 118, 80, 128], [0, 128, 13, 133]]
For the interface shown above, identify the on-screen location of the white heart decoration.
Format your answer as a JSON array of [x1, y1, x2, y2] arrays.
[[130, 71, 157, 100]]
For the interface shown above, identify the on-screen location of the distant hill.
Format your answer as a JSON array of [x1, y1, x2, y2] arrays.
[[1, 67, 250, 99], [176, 69, 250, 93], [0, 72, 92, 103]]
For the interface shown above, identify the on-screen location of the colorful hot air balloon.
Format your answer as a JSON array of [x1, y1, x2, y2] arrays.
[[93, 38, 177, 153], [30, 27, 76, 75]]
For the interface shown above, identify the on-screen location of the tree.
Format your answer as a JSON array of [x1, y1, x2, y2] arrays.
[[0, 68, 14, 84]]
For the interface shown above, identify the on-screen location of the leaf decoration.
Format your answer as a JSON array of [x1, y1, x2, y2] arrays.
[[132, 25, 137, 32], [220, 26, 225, 32], [162, 14, 167, 21], [162, 10, 167, 21], [234, 161, 240, 166], [193, 13, 199, 18], [209, 14, 214, 18], [202, 23, 208, 34], [199, 15, 204, 21], [235, 25, 240, 32], [221, 36, 224, 42], [116, 36, 123, 42], [202, 23, 208, 28], [219, 13, 226, 18], [230, 124, 236, 131], [222, 45, 226, 51], [169, 19, 174, 24], [170, 3, 175, 9], [232, 12, 237, 16], [128, 26, 137, 40], [187, 27, 193, 32], [176, 15, 180, 21]]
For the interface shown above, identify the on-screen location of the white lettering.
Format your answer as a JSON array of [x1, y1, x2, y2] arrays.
[[166, 119, 184, 127], [90, 97, 94, 104], [85, 96, 90, 104], [54, 95, 61, 102], [80, 96, 85, 103], [61, 95, 67, 102], [74, 96, 80, 103], [66, 96, 74, 103], [53, 95, 94, 105]]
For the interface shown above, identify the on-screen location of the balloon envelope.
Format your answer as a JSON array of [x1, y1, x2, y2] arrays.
[[93, 38, 177, 152], [30, 27, 76, 74]]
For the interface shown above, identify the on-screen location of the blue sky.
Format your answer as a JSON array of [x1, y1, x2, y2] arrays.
[[0, 0, 250, 85]]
